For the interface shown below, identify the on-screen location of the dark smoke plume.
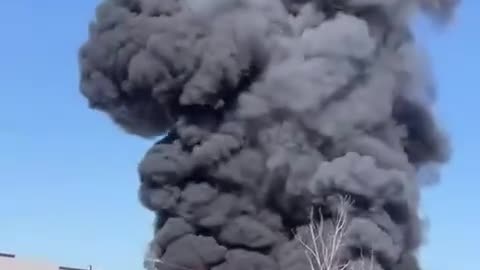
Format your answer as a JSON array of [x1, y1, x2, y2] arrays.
[[79, 0, 458, 269]]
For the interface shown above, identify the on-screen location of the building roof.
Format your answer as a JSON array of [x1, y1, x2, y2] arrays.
[[0, 253, 92, 270]]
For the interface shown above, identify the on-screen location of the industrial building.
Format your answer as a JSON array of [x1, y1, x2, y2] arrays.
[[0, 253, 92, 270]]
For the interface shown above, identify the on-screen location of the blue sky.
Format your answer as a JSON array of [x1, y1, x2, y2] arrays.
[[0, 1, 477, 270]]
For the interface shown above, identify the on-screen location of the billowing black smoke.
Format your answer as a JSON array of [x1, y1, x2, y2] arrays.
[[79, 0, 458, 269]]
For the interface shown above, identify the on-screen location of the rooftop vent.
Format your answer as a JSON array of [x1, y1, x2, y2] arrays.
[[0, 252, 15, 258]]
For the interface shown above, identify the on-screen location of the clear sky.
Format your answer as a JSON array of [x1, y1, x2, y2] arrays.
[[0, 1, 477, 270]]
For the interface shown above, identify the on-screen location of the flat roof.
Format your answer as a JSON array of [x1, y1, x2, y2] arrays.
[[0, 253, 92, 270]]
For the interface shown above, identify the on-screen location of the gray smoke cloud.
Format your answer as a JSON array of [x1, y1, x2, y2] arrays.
[[79, 0, 458, 269]]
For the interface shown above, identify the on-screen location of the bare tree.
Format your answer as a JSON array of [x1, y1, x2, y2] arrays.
[[295, 196, 375, 270]]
